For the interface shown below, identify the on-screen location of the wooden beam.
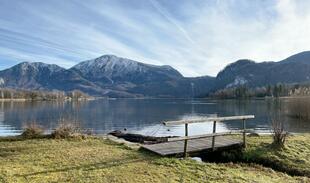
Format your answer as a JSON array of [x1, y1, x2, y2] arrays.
[[168, 132, 238, 142], [183, 123, 188, 158], [142, 136, 244, 156], [212, 121, 217, 151], [163, 115, 255, 126], [243, 119, 246, 148]]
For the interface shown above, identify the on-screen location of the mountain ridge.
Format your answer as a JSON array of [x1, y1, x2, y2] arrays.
[[1, 51, 310, 97], [216, 51, 310, 89]]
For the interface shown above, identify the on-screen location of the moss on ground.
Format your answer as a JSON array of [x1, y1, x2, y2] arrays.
[[0, 135, 309, 183]]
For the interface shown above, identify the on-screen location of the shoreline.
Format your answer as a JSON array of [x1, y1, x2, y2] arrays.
[[1, 95, 310, 101], [0, 98, 27, 101], [0, 97, 95, 102]]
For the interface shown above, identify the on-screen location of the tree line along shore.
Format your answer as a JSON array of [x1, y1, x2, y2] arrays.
[[3, 82, 310, 100], [0, 88, 91, 101], [208, 83, 310, 99]]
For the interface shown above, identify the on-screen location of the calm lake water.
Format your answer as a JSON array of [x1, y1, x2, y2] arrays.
[[0, 98, 309, 137]]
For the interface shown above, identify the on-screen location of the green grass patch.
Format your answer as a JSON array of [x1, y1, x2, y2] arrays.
[[243, 134, 310, 177], [0, 135, 309, 182]]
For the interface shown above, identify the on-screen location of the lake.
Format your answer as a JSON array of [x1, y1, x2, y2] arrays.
[[0, 98, 309, 137]]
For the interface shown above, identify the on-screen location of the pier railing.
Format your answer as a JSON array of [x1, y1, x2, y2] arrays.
[[163, 115, 255, 157]]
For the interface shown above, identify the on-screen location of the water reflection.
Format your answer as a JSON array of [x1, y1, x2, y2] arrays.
[[0, 102, 20, 136], [0, 98, 309, 137]]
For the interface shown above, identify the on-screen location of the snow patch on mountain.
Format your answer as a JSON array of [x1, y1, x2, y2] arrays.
[[19, 62, 64, 73], [72, 55, 182, 79], [0, 78, 4, 86], [226, 76, 247, 88], [74, 55, 141, 77]]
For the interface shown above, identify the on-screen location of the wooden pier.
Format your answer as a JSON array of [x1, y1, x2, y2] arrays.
[[142, 115, 255, 157]]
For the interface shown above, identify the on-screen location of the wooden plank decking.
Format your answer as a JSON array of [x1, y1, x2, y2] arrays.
[[143, 115, 254, 157], [142, 136, 243, 156]]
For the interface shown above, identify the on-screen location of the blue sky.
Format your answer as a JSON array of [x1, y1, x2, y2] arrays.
[[0, 0, 310, 76]]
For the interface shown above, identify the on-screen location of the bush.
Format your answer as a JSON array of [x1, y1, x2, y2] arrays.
[[51, 120, 82, 139], [21, 122, 44, 138], [271, 117, 287, 148]]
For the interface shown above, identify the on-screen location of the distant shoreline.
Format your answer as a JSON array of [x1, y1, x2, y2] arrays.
[[0, 97, 95, 102], [1, 95, 310, 101], [0, 98, 27, 101]]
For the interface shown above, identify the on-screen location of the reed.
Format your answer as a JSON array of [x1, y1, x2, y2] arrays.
[[286, 97, 310, 120]]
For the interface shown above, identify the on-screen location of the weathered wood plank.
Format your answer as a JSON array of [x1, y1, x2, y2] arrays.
[[243, 119, 246, 148], [212, 121, 217, 150], [142, 136, 243, 156], [167, 131, 244, 142], [145, 115, 255, 156], [163, 115, 255, 126], [184, 123, 188, 158]]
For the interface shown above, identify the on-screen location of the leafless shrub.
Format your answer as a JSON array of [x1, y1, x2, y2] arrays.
[[21, 122, 44, 138], [51, 119, 82, 139], [84, 128, 93, 136], [271, 114, 287, 148]]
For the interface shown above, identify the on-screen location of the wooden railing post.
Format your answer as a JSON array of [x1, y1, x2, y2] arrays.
[[242, 119, 246, 148], [183, 123, 188, 158], [212, 121, 217, 151]]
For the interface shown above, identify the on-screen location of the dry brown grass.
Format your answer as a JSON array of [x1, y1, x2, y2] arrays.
[[21, 122, 44, 139], [0, 136, 308, 182], [51, 119, 82, 139]]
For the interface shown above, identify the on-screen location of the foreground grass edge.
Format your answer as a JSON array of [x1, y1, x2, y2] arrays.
[[0, 134, 309, 182]]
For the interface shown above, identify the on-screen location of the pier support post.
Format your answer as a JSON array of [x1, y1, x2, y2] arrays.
[[183, 123, 188, 158], [212, 121, 217, 151], [243, 119, 246, 148]]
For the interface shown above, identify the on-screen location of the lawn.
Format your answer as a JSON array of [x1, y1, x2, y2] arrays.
[[0, 135, 309, 183]]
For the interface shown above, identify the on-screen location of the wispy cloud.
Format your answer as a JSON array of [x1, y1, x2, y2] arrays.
[[0, 0, 309, 76], [0, 47, 76, 68], [149, 0, 196, 45]]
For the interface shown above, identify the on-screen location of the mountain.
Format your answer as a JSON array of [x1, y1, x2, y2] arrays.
[[2, 51, 310, 98], [0, 56, 215, 97], [71, 55, 213, 97], [72, 55, 182, 83], [215, 51, 310, 89], [0, 62, 103, 95], [281, 51, 310, 65]]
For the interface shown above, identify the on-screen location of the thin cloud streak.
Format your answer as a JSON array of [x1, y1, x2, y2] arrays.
[[0, 0, 309, 76], [149, 0, 196, 45]]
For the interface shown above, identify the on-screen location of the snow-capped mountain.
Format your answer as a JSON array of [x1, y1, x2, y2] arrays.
[[70, 55, 212, 97], [0, 62, 64, 89], [0, 62, 102, 94], [72, 55, 182, 85], [0, 56, 214, 97]]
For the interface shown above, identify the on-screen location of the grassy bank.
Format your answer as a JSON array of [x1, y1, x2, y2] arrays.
[[244, 134, 310, 177], [0, 135, 309, 183]]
